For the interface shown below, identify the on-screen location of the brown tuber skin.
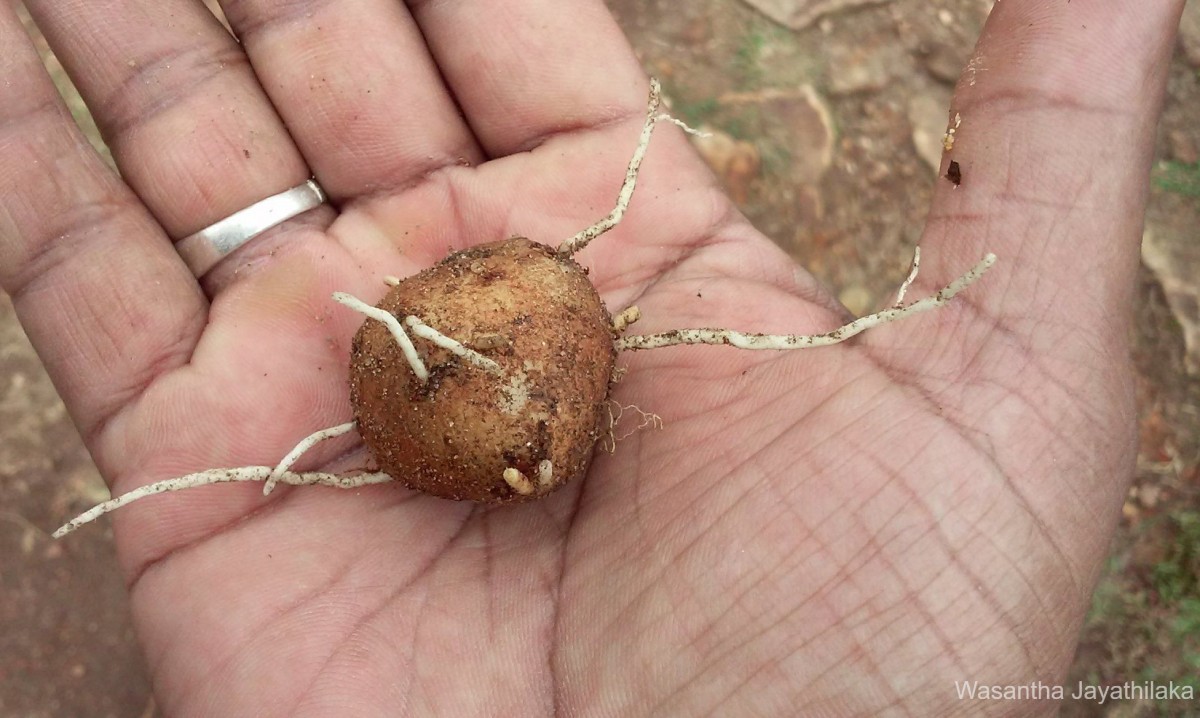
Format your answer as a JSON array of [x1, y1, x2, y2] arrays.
[[349, 238, 616, 503]]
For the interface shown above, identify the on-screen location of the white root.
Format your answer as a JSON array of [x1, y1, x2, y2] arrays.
[[334, 292, 505, 379], [656, 115, 707, 137], [552, 80, 994, 357], [557, 79, 706, 257], [263, 421, 358, 496], [403, 316, 502, 373], [616, 252, 996, 352], [601, 402, 664, 453], [332, 292, 428, 382], [893, 246, 921, 308], [53, 467, 393, 538]]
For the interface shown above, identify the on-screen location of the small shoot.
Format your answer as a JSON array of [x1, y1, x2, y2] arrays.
[[612, 305, 642, 334], [503, 467, 536, 496], [503, 461, 554, 496]]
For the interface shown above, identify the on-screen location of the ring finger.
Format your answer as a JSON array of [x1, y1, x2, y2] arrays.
[[28, 0, 489, 291], [22, 0, 325, 291]]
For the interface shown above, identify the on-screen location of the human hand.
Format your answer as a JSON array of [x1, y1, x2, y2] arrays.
[[0, 0, 1184, 715]]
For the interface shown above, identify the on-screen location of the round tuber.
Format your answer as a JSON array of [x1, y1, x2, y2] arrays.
[[349, 238, 615, 502]]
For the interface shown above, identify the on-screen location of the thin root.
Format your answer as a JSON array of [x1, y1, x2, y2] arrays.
[[616, 252, 996, 352], [892, 246, 921, 308], [53, 467, 393, 538], [264, 421, 357, 496], [601, 401, 664, 453], [656, 114, 708, 137], [333, 292, 428, 382], [404, 316, 502, 373], [558, 79, 696, 257]]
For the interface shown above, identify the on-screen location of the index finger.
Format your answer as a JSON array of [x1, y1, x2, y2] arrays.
[[0, 6, 206, 449]]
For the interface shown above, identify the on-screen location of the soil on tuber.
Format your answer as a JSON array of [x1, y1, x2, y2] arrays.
[[350, 237, 615, 502], [52, 79, 996, 537]]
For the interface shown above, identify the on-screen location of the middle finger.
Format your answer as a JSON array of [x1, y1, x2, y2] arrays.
[[23, 0, 314, 242], [218, 0, 486, 200]]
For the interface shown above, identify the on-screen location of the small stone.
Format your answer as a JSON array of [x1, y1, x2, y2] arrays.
[[827, 43, 906, 95], [681, 16, 711, 45], [20, 528, 36, 555], [839, 283, 875, 316], [1138, 483, 1161, 509], [691, 129, 762, 204], [907, 89, 953, 172], [1168, 130, 1198, 166], [717, 86, 835, 184], [920, 43, 968, 85], [1179, 0, 1200, 67], [738, 0, 896, 30], [865, 160, 890, 183], [1142, 226, 1200, 374]]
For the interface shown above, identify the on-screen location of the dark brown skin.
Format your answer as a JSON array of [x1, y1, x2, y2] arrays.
[[349, 237, 616, 502]]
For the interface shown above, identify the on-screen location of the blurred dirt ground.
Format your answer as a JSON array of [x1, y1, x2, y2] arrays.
[[2, 1, 1198, 716]]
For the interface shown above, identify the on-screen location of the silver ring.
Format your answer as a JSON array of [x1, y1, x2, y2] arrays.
[[176, 179, 327, 277]]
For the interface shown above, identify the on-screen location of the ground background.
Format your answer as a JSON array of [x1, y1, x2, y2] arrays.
[[1, 1, 1197, 716]]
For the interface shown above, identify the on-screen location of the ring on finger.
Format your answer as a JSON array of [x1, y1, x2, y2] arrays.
[[175, 179, 327, 277]]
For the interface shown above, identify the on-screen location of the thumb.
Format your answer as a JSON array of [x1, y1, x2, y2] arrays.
[[888, 0, 1185, 579]]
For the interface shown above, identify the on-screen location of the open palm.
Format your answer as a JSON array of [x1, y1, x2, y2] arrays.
[[1, 1, 1186, 715]]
